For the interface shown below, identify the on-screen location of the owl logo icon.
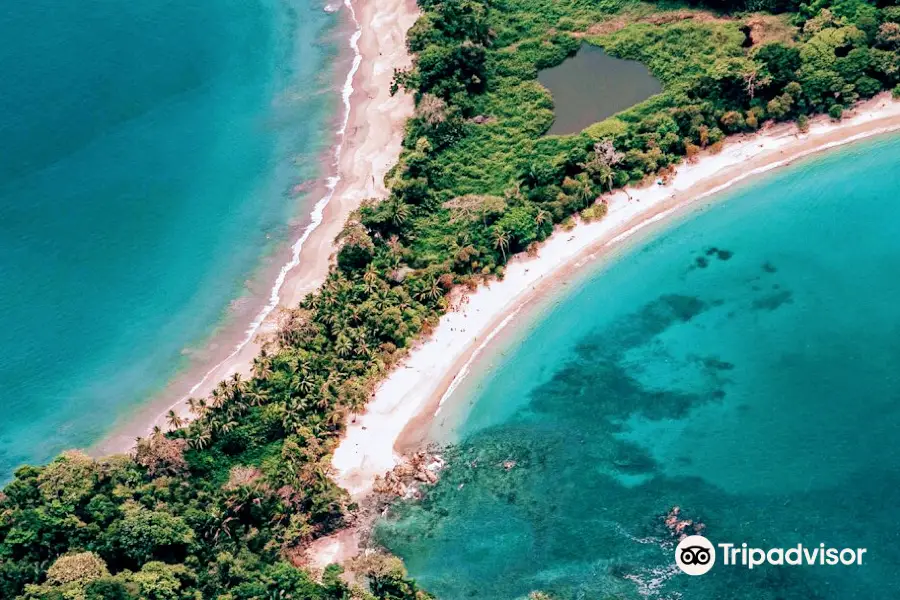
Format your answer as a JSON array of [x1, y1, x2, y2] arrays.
[[675, 535, 716, 575]]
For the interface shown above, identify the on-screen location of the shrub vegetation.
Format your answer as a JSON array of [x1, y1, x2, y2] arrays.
[[3, 0, 898, 597]]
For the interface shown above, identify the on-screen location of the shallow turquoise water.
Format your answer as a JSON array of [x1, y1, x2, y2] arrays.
[[378, 135, 900, 599], [0, 0, 340, 478]]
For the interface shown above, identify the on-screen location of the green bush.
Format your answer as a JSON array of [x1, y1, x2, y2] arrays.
[[4, 0, 894, 598]]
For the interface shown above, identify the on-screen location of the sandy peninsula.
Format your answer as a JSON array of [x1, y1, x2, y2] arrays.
[[96, 0, 419, 454], [327, 92, 900, 506]]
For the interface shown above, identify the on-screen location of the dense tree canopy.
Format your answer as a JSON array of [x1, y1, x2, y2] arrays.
[[3, 0, 897, 597]]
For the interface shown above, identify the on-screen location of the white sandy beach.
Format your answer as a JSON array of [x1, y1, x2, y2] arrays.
[[327, 93, 900, 508], [82, 0, 900, 566], [97, 0, 419, 454]]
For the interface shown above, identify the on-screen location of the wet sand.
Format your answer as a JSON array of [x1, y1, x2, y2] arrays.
[[96, 0, 418, 454], [329, 94, 900, 502]]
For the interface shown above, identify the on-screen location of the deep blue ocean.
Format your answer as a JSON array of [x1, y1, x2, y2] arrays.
[[378, 134, 900, 599], [0, 0, 342, 479]]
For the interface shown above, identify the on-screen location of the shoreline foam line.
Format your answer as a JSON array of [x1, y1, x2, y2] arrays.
[[429, 121, 900, 430], [323, 96, 900, 512], [434, 306, 524, 415], [146, 0, 363, 436]]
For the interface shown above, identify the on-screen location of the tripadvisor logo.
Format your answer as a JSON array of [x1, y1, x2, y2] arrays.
[[674, 535, 868, 575], [675, 535, 716, 575]]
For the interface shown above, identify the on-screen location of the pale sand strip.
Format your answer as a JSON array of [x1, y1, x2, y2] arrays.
[[329, 93, 900, 507], [280, 0, 418, 309], [97, 0, 419, 453]]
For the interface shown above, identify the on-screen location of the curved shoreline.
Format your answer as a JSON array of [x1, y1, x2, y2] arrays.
[[96, 0, 418, 455], [328, 93, 900, 503], [150, 0, 365, 435]]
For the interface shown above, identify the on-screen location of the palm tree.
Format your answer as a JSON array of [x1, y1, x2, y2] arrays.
[[535, 208, 550, 227], [327, 407, 348, 427], [283, 404, 306, 433], [575, 174, 595, 208], [189, 429, 211, 450], [387, 200, 411, 226], [292, 372, 315, 395], [210, 386, 226, 410], [362, 264, 380, 294], [335, 334, 353, 358], [318, 378, 337, 410], [426, 277, 443, 301], [372, 291, 391, 311], [218, 420, 238, 434], [600, 165, 615, 192], [521, 162, 544, 189], [580, 143, 619, 192], [246, 388, 267, 407], [226, 376, 244, 409], [492, 228, 510, 261], [252, 348, 273, 378], [166, 410, 184, 430], [320, 309, 338, 326], [355, 336, 371, 358], [297, 369, 316, 394], [186, 397, 202, 416], [289, 392, 310, 414], [334, 277, 352, 298]]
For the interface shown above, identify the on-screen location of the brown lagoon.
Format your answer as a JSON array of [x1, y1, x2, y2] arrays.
[[538, 44, 662, 135]]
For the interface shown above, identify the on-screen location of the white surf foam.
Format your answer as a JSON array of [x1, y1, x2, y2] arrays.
[[147, 0, 363, 434]]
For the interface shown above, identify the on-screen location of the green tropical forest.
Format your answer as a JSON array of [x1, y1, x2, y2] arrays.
[[3, 0, 899, 597]]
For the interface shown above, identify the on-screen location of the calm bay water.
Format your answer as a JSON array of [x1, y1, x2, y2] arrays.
[[0, 0, 341, 479], [378, 135, 900, 599], [538, 44, 662, 136]]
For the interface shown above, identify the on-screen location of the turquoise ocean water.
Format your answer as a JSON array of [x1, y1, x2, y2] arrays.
[[378, 134, 900, 599], [0, 0, 343, 479]]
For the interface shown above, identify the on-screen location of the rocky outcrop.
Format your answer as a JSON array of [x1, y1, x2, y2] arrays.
[[662, 506, 706, 540], [372, 451, 444, 500]]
